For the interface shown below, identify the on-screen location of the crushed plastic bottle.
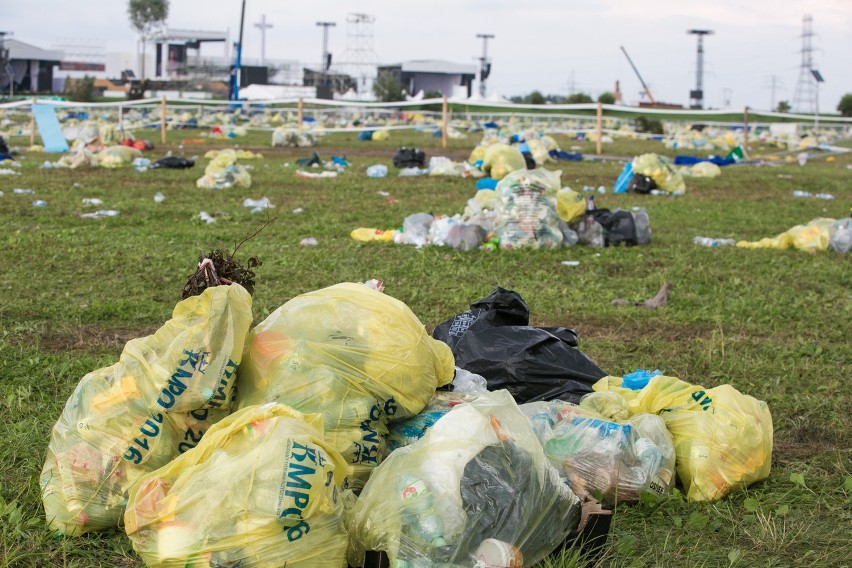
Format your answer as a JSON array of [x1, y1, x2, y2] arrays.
[[80, 210, 120, 219], [14, 188, 34, 195], [154, 192, 166, 203], [300, 237, 318, 246], [366, 164, 388, 178], [32, 200, 47, 207], [693, 236, 735, 247], [198, 211, 215, 224], [82, 198, 104, 206]]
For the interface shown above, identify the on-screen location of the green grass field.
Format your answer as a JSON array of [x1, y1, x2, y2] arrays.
[[0, 129, 850, 567]]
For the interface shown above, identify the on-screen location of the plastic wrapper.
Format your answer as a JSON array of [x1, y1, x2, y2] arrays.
[[347, 390, 581, 568], [57, 148, 98, 169], [237, 283, 455, 490], [521, 397, 676, 505], [493, 168, 564, 249], [125, 404, 348, 568], [196, 149, 252, 190], [631, 153, 686, 194], [593, 373, 773, 501], [428, 156, 464, 177], [461, 189, 499, 233], [482, 143, 526, 180], [41, 285, 253, 535], [736, 218, 837, 253], [97, 145, 142, 168]]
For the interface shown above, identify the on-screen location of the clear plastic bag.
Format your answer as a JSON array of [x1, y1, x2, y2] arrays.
[[236, 283, 455, 490], [521, 397, 676, 505], [493, 169, 564, 249], [41, 285, 253, 535], [347, 390, 580, 568], [829, 218, 852, 253], [125, 403, 349, 568]]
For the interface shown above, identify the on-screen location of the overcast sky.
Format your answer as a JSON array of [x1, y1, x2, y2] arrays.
[[5, 0, 851, 110]]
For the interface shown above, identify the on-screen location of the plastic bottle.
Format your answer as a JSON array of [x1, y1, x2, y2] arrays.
[[154, 192, 166, 203], [397, 476, 446, 547], [792, 190, 812, 198], [586, 195, 596, 212], [366, 164, 388, 178], [14, 188, 34, 195], [693, 236, 735, 247], [32, 199, 47, 207]]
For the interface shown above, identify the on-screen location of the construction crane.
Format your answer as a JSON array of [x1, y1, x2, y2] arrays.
[[620, 46, 655, 105], [228, 0, 247, 101]]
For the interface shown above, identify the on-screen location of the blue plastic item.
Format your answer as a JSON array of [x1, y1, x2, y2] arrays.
[[549, 150, 583, 162], [476, 178, 498, 190], [32, 105, 69, 153], [483, 121, 499, 129], [673, 155, 736, 167], [612, 162, 633, 194], [621, 369, 662, 391], [358, 130, 374, 141]]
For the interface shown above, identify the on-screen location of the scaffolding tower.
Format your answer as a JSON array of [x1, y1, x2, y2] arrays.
[[792, 15, 817, 113], [337, 13, 379, 93]]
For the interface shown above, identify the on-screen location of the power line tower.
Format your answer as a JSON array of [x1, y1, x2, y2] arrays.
[[792, 14, 817, 113], [687, 29, 713, 109], [762, 75, 784, 110], [338, 13, 378, 94], [476, 33, 494, 97]]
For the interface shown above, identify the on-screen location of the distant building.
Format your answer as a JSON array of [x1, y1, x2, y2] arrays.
[[377, 60, 477, 98], [1, 39, 63, 93]]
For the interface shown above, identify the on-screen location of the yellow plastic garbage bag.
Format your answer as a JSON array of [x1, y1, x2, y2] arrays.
[[237, 283, 455, 490], [197, 149, 252, 190], [98, 145, 142, 168], [468, 145, 487, 165], [556, 187, 585, 224], [687, 162, 722, 177], [593, 374, 773, 501], [347, 390, 580, 568], [372, 130, 390, 141], [350, 228, 398, 242], [521, 398, 676, 505], [125, 403, 348, 568], [632, 153, 686, 194], [736, 218, 836, 253], [482, 143, 526, 180], [41, 285, 253, 535]]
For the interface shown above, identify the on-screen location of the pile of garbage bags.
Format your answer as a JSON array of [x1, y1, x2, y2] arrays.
[[125, 404, 349, 568], [736, 217, 851, 253], [196, 149, 253, 190], [41, 285, 253, 535], [347, 390, 582, 568], [628, 154, 686, 194], [353, 168, 652, 251], [236, 283, 455, 490], [593, 371, 773, 502]]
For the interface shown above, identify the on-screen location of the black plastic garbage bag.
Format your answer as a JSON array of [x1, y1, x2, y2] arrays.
[[393, 147, 426, 168], [432, 287, 529, 350], [433, 289, 606, 403], [152, 156, 195, 169], [592, 209, 639, 246]]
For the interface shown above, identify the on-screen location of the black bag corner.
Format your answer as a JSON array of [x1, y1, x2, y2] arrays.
[[626, 173, 657, 194]]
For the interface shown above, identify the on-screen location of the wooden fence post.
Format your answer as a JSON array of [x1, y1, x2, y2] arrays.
[[743, 106, 749, 156], [442, 96, 448, 149], [297, 97, 304, 128], [596, 102, 603, 156], [160, 95, 167, 145], [29, 97, 36, 146]]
